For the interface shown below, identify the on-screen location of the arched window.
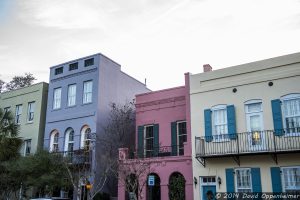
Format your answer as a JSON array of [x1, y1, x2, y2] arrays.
[[50, 130, 59, 152], [168, 172, 186, 200], [64, 128, 74, 153], [147, 173, 161, 200], [80, 126, 91, 151]]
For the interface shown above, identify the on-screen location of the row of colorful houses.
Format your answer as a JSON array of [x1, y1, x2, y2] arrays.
[[0, 52, 299, 200]]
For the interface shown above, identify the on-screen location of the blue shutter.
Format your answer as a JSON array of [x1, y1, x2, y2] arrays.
[[270, 167, 283, 193], [226, 168, 235, 193], [153, 124, 159, 156], [137, 126, 144, 158], [251, 168, 262, 193], [171, 122, 178, 156], [271, 99, 284, 136], [227, 105, 237, 139], [204, 109, 213, 142]]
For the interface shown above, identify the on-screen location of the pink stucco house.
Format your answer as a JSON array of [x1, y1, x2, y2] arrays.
[[118, 74, 193, 200]]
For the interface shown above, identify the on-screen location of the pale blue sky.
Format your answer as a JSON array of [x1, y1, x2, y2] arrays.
[[1, 0, 300, 90]]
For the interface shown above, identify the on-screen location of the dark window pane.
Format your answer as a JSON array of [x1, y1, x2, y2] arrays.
[[69, 62, 78, 71], [55, 67, 63, 75], [84, 58, 94, 67]]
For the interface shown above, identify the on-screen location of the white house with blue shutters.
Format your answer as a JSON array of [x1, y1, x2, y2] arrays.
[[189, 53, 300, 200]]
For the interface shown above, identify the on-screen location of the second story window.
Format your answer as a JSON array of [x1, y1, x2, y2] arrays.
[[69, 62, 78, 71], [53, 88, 62, 109], [282, 94, 300, 133], [15, 104, 22, 124], [83, 81, 93, 104], [67, 84, 76, 107], [145, 125, 154, 157], [55, 67, 63, 75], [212, 105, 228, 140], [84, 58, 94, 67], [27, 102, 35, 122], [177, 121, 187, 155]]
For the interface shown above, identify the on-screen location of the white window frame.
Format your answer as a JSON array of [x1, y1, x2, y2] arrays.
[[27, 102, 35, 122], [50, 131, 59, 152], [281, 166, 300, 192], [211, 105, 228, 142], [177, 121, 187, 155], [53, 88, 62, 109], [144, 125, 154, 157], [64, 128, 74, 153], [15, 104, 22, 124], [67, 84, 77, 107], [235, 168, 252, 193], [83, 81, 93, 104], [23, 139, 32, 156], [281, 94, 300, 136], [80, 126, 91, 150]]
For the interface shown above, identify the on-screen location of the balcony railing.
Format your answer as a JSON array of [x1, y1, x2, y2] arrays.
[[53, 149, 91, 165], [195, 129, 300, 159], [127, 145, 184, 159]]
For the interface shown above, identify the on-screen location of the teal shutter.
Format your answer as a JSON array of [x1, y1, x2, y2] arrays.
[[153, 124, 159, 156], [226, 168, 235, 193], [271, 99, 284, 136], [251, 168, 262, 193], [204, 109, 213, 142], [227, 105, 237, 139], [270, 167, 282, 193], [137, 126, 144, 158], [171, 122, 177, 156]]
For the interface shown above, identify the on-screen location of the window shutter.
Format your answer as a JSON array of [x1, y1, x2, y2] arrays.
[[251, 168, 262, 193], [153, 124, 159, 156], [270, 167, 282, 193], [171, 122, 177, 156], [226, 168, 235, 193], [227, 105, 237, 139], [271, 99, 284, 136], [138, 126, 144, 158], [204, 109, 213, 142]]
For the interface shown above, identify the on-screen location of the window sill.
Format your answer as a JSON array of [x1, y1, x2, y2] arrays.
[[213, 139, 231, 143], [82, 102, 93, 105], [52, 108, 61, 111], [66, 105, 77, 108], [26, 121, 34, 124], [284, 132, 300, 137]]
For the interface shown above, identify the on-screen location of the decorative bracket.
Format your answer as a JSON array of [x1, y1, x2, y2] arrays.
[[196, 157, 206, 167]]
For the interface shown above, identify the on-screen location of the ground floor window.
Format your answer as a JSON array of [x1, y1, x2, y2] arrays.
[[282, 166, 300, 192], [235, 168, 252, 192], [168, 172, 185, 200]]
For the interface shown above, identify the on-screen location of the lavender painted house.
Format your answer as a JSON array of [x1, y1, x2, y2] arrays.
[[44, 53, 150, 199]]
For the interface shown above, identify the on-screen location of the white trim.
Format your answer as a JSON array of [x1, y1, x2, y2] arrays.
[[211, 104, 226, 111], [50, 130, 59, 152], [144, 125, 154, 156], [235, 168, 252, 193], [211, 105, 228, 142], [281, 166, 300, 192], [80, 125, 91, 149]]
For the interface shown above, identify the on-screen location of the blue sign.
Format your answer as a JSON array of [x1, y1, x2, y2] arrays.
[[148, 175, 155, 186]]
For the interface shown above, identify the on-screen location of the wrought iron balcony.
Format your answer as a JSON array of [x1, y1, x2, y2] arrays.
[[126, 145, 184, 159], [195, 129, 300, 166], [54, 149, 91, 165]]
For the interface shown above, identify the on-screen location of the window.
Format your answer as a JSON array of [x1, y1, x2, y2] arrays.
[[80, 126, 91, 151], [67, 84, 76, 106], [50, 131, 59, 152], [282, 94, 300, 134], [84, 58, 94, 67], [282, 167, 300, 192], [23, 139, 31, 156], [177, 121, 187, 155], [145, 125, 154, 157], [55, 67, 63, 75], [212, 105, 228, 140], [27, 102, 35, 122], [4, 107, 10, 114], [15, 104, 22, 124], [69, 62, 78, 71], [3, 107, 10, 126], [83, 81, 93, 104], [53, 88, 62, 109], [64, 128, 74, 156], [235, 168, 252, 192]]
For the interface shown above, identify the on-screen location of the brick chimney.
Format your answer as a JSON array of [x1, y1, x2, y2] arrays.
[[203, 64, 212, 72]]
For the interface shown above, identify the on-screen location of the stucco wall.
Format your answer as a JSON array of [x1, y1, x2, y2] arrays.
[[0, 82, 48, 154]]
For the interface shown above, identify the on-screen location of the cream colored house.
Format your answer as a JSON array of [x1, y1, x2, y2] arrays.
[[189, 53, 300, 199]]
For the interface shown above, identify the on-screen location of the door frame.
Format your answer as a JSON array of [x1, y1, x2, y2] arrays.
[[200, 176, 217, 200]]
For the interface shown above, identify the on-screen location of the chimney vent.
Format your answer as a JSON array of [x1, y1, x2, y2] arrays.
[[203, 64, 212, 72]]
